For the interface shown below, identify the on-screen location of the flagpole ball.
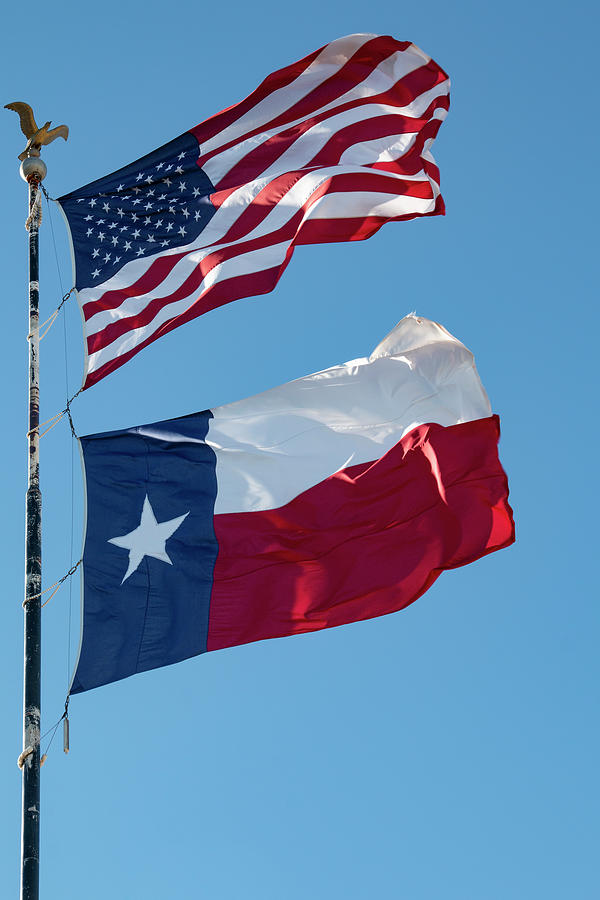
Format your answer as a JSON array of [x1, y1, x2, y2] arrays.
[[20, 156, 46, 182]]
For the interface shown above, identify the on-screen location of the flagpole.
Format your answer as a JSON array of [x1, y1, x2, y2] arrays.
[[19, 153, 46, 900]]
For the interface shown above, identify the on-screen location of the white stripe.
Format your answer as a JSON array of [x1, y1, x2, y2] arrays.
[[306, 189, 437, 219], [86, 177, 433, 368], [86, 241, 292, 374], [80, 75, 445, 313], [208, 316, 491, 514], [199, 34, 377, 156], [83, 165, 437, 336], [203, 74, 448, 185], [339, 131, 419, 166], [79, 174, 277, 310]]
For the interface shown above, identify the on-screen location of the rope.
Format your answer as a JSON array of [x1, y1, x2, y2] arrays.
[[27, 288, 75, 342], [25, 187, 42, 231], [40, 184, 57, 202], [27, 410, 64, 440], [65, 390, 82, 439], [25, 386, 82, 441], [43, 192, 77, 748], [22, 559, 82, 608], [17, 700, 70, 769]]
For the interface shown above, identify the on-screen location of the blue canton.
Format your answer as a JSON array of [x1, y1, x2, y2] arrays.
[[72, 410, 219, 694], [59, 133, 216, 291]]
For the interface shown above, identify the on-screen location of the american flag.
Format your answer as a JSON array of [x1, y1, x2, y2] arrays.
[[59, 33, 450, 389]]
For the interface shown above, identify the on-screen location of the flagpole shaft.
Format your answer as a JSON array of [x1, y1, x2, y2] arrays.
[[21, 172, 42, 900]]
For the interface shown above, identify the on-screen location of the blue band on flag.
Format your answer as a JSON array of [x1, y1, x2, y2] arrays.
[[72, 410, 218, 693]]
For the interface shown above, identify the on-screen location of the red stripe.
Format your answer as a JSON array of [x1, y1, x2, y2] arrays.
[[213, 104, 438, 192], [195, 36, 409, 167], [210, 66, 448, 190], [82, 251, 188, 321], [85, 169, 437, 356], [83, 160, 438, 327], [302, 111, 440, 172], [214, 168, 434, 246], [206, 416, 514, 652], [83, 263, 293, 387], [208, 63, 448, 191], [84, 180, 445, 385], [189, 45, 323, 146]]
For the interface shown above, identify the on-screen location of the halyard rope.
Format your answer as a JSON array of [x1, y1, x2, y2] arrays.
[[22, 559, 82, 608], [27, 288, 75, 343]]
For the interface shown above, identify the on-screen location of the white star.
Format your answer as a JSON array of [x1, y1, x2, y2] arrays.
[[160, 239, 169, 247], [108, 495, 189, 584], [111, 237, 118, 246], [89, 198, 97, 207], [117, 184, 124, 192], [92, 248, 100, 258], [86, 228, 93, 236], [177, 151, 186, 160], [98, 232, 105, 242], [132, 228, 141, 239], [175, 166, 184, 175], [145, 175, 153, 184], [136, 172, 144, 181], [178, 226, 187, 237], [136, 247, 145, 255], [124, 241, 132, 250], [103, 252, 111, 263], [103, 202, 110, 212], [166, 222, 173, 232], [84, 214, 93, 221], [192, 187, 201, 197], [92, 268, 100, 278], [114, 255, 121, 263], [117, 208, 125, 217]]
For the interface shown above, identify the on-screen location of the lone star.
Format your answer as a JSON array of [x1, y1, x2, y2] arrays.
[[108, 495, 189, 584]]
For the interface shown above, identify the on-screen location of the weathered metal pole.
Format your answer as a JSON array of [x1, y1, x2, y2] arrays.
[[4, 100, 69, 900], [20, 153, 47, 900]]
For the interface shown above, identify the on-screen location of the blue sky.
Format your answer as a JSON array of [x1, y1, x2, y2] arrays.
[[1, 1, 598, 897]]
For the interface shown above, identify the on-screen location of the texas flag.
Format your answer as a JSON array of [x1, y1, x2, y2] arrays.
[[71, 316, 514, 693]]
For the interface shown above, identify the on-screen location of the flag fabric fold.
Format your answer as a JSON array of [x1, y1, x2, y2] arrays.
[[71, 315, 514, 694], [58, 34, 449, 388]]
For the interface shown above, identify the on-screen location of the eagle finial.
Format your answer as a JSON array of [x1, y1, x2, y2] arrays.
[[5, 101, 69, 161]]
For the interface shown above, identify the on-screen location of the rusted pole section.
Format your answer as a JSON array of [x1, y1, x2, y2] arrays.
[[20, 154, 46, 900]]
